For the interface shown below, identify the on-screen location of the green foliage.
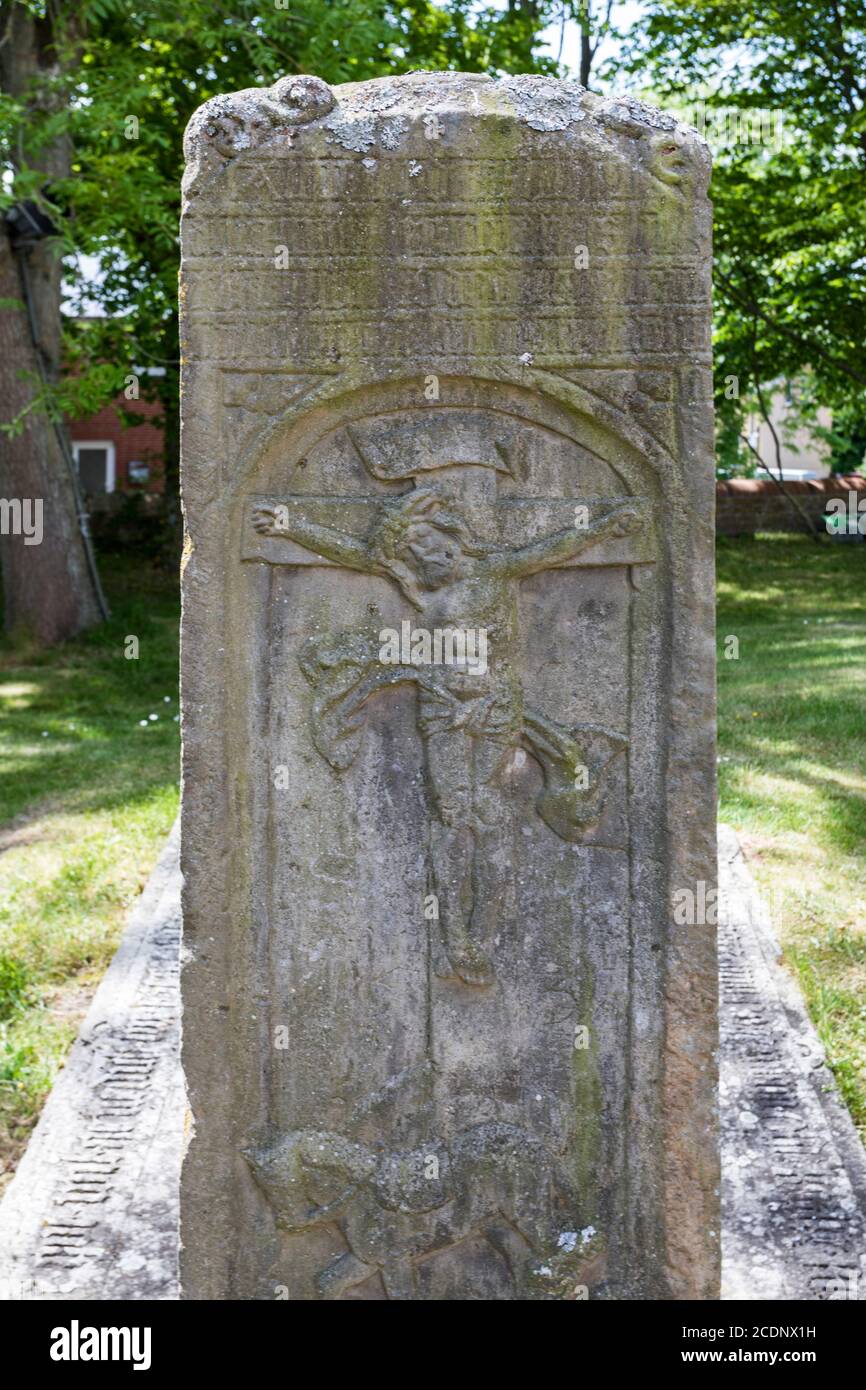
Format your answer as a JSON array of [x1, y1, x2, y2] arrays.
[[620, 2, 866, 459], [0, 359, 128, 438], [815, 399, 866, 475], [0, 954, 32, 1022], [715, 412, 752, 479], [1, 0, 561, 447], [394, 0, 561, 76]]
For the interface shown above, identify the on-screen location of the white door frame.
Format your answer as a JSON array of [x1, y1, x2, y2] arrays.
[[71, 439, 117, 493]]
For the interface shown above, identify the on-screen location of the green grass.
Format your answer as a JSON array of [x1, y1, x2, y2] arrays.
[[717, 534, 866, 1141], [0, 555, 180, 1190]]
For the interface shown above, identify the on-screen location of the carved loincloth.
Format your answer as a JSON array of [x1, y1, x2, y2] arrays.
[[416, 681, 522, 742], [299, 632, 626, 841]]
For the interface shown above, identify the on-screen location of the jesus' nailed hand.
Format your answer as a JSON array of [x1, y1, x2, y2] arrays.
[[251, 489, 640, 986]]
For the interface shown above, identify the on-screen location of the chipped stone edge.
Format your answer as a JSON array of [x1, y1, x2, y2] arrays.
[[182, 71, 711, 202]]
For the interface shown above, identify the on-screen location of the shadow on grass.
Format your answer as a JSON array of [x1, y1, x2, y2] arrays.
[[720, 758, 866, 855], [0, 556, 180, 826]]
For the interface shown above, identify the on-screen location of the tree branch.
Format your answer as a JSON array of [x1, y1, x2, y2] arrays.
[[716, 267, 866, 389]]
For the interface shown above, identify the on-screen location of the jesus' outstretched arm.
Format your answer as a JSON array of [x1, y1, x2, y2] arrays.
[[494, 502, 641, 581], [252, 503, 379, 575]]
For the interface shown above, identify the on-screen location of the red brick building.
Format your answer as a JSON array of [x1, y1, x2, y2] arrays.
[[68, 393, 165, 495]]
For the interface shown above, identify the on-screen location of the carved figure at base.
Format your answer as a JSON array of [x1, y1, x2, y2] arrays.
[[246, 1121, 603, 1300]]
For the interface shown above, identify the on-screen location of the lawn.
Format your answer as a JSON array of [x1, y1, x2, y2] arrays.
[[0, 534, 864, 1192], [0, 554, 180, 1191], [717, 534, 866, 1141]]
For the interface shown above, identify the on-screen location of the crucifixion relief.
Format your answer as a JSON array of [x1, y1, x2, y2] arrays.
[[244, 416, 652, 986]]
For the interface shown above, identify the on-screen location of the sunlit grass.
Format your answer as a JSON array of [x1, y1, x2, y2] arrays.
[[717, 534, 866, 1140], [0, 556, 180, 1191]]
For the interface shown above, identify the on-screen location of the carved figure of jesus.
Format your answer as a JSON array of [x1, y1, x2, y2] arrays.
[[253, 487, 639, 986]]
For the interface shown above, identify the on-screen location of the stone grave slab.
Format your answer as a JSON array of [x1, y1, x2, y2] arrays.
[[719, 826, 866, 1300], [179, 71, 718, 1300], [0, 823, 183, 1300]]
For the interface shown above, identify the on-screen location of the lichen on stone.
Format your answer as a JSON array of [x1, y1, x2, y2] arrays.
[[323, 110, 378, 153], [182, 74, 335, 196], [597, 94, 678, 133], [497, 75, 586, 132], [380, 116, 410, 150]]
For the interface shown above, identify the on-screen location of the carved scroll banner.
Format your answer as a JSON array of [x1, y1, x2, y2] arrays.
[[180, 73, 718, 1300]]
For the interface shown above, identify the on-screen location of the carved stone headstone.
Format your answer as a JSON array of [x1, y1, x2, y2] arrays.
[[180, 72, 717, 1300]]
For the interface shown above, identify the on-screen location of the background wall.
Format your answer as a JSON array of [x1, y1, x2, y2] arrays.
[[716, 475, 866, 535]]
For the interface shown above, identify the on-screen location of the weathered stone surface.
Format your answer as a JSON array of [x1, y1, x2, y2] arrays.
[[180, 71, 718, 1299], [0, 824, 182, 1300]]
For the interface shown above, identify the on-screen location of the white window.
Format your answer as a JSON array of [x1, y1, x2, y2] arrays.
[[72, 440, 116, 495]]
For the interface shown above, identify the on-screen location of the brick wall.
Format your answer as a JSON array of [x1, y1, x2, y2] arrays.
[[716, 475, 866, 535], [68, 395, 165, 492]]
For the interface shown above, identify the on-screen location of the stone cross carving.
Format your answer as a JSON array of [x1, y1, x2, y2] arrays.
[[245, 452, 648, 986]]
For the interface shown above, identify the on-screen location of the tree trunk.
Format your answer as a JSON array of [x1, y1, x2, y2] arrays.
[[578, 28, 592, 88], [0, 1, 104, 642]]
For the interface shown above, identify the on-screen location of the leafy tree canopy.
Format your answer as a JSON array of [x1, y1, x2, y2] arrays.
[[618, 1, 866, 473], [0, 0, 562, 506]]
